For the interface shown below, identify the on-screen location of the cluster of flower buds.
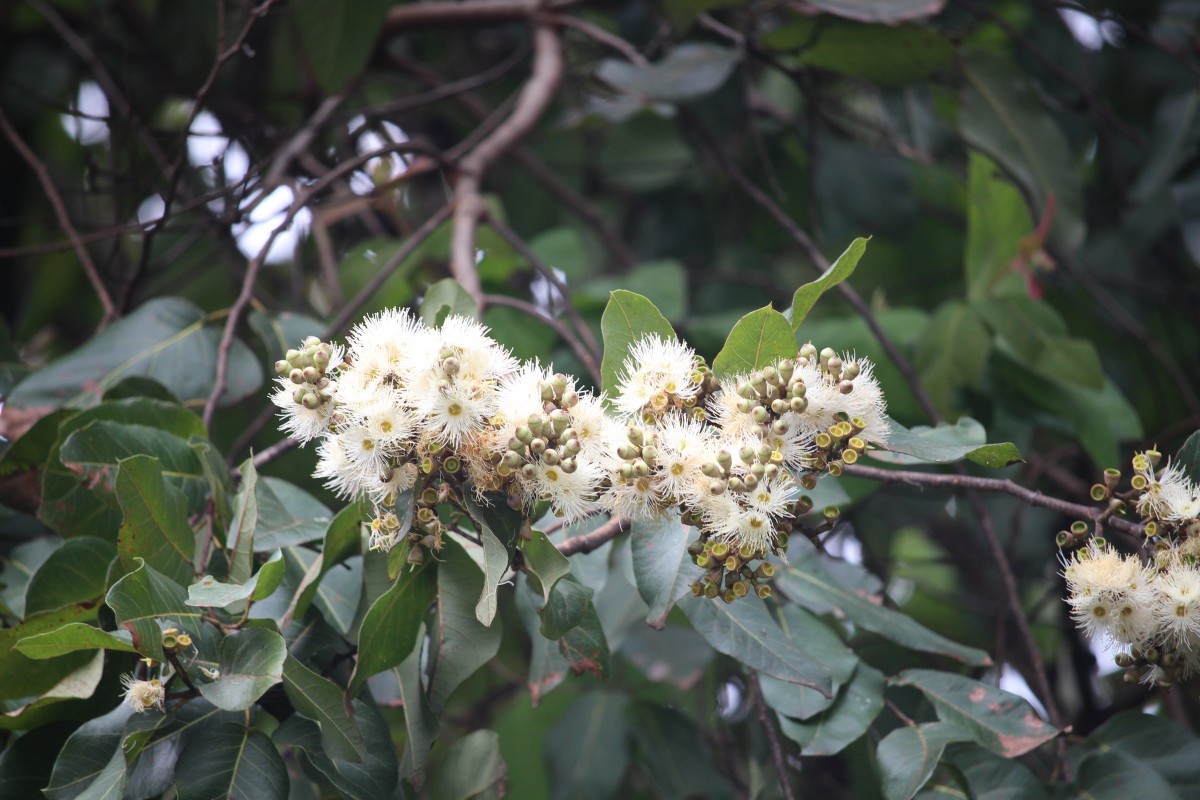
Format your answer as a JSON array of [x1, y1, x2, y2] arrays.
[[801, 343, 863, 394], [811, 416, 870, 477], [686, 526, 778, 602], [275, 336, 337, 413], [1115, 644, 1188, 688]]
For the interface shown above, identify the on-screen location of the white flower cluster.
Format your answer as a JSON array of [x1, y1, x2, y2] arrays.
[[1064, 452, 1200, 685], [121, 674, 165, 713], [272, 309, 890, 596]]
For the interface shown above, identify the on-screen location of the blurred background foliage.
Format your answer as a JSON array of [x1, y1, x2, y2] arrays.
[[1, 0, 1200, 798]]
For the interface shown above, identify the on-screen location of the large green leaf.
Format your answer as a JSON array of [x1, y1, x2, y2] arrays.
[[429, 539, 502, 713], [0, 537, 59, 618], [595, 43, 739, 103], [790, 238, 869, 329], [759, 605, 859, 721], [778, 555, 991, 666], [629, 517, 701, 629], [105, 559, 200, 662], [8, 297, 260, 410], [545, 693, 630, 800], [197, 627, 286, 711], [122, 700, 231, 800], [16, 623, 137, 660], [778, 664, 884, 756], [24, 536, 116, 615], [282, 655, 366, 763], [711, 305, 796, 379], [921, 747, 1049, 800], [420, 278, 480, 326], [1075, 712, 1200, 798], [522, 529, 572, 605], [116, 455, 196, 587], [426, 729, 507, 800], [877, 721, 973, 800], [348, 562, 433, 696], [462, 493, 523, 626], [44, 703, 133, 800], [539, 574, 593, 640], [0, 605, 99, 716], [764, 20, 953, 86], [599, 290, 676, 396], [1176, 430, 1200, 484], [630, 704, 733, 799], [557, 590, 611, 681], [975, 296, 1104, 390], [892, 669, 1058, 757], [395, 623, 439, 787], [959, 54, 1085, 250], [186, 551, 285, 608], [964, 153, 1032, 301], [870, 417, 1022, 469], [679, 594, 832, 695], [253, 477, 333, 551], [226, 458, 258, 585], [289, 0, 393, 92], [175, 723, 288, 800], [914, 301, 992, 420], [274, 699, 398, 800]]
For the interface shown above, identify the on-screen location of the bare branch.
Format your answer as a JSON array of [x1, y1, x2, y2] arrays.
[[749, 671, 797, 800], [557, 516, 630, 556], [383, 0, 579, 33], [482, 294, 602, 386]]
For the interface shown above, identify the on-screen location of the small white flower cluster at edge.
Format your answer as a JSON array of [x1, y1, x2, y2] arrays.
[[1065, 454, 1200, 685], [272, 309, 890, 556]]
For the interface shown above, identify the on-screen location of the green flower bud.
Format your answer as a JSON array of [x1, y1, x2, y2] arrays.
[[521, 464, 538, 480], [709, 479, 727, 495], [289, 368, 306, 385], [752, 405, 770, 424], [542, 448, 560, 466], [619, 463, 635, 481], [627, 426, 644, 447], [530, 438, 547, 456], [717, 450, 733, 471], [564, 439, 581, 456], [301, 392, 321, 410], [633, 460, 650, 478], [503, 451, 523, 470], [617, 444, 639, 461], [789, 397, 808, 414], [727, 477, 744, 492]]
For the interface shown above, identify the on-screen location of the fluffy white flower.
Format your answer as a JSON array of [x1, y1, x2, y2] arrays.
[[614, 335, 700, 417], [1153, 565, 1200, 646], [271, 378, 333, 444], [1064, 542, 1155, 645], [793, 354, 889, 444], [121, 675, 165, 713], [530, 458, 603, 522], [653, 413, 717, 504]]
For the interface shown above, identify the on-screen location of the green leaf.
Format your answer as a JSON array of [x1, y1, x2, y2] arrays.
[[348, 562, 433, 696], [292, 0, 393, 92], [226, 458, 258, 584], [778, 555, 991, 666], [959, 53, 1085, 250], [557, 591, 611, 680], [764, 20, 953, 86], [116, 455, 196, 587], [282, 654, 366, 763], [8, 296, 260, 410], [1132, 91, 1200, 203], [122, 700, 231, 799], [790, 238, 869, 329], [0, 722, 68, 799], [778, 664, 884, 755], [106, 559, 200, 661], [395, 622, 439, 786], [186, 551, 286, 608], [523, 529, 571, 604], [679, 594, 832, 695], [462, 493, 523, 626], [1177, 430, 1200, 485], [420, 277, 481, 327], [630, 517, 701, 629], [0, 606, 100, 715], [975, 296, 1104, 390], [197, 627, 286, 711], [514, 578, 571, 704], [44, 703, 133, 800], [1075, 712, 1200, 798], [599, 290, 676, 396], [914, 300, 992, 419], [630, 704, 733, 799], [539, 575, 593, 640], [16, 623, 137, 659], [427, 729, 507, 800], [175, 723, 288, 800], [24, 537, 116, 615], [253, 477, 333, 551], [0, 538, 59, 618], [922, 747, 1049, 800], [595, 43, 740, 103], [759, 605, 859, 721], [579, 260, 688, 322], [871, 417, 1023, 469], [711, 305, 796, 379], [429, 539, 502, 713], [892, 669, 1058, 757], [546, 693, 630, 800], [964, 153, 1032, 301], [796, 0, 947, 22], [274, 699, 398, 800], [877, 721, 973, 800]]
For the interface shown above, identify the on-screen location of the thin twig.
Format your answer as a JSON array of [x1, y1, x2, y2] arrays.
[[482, 294, 602, 386], [556, 516, 630, 556], [749, 671, 797, 800], [0, 107, 117, 327], [383, 0, 579, 33], [450, 20, 564, 302]]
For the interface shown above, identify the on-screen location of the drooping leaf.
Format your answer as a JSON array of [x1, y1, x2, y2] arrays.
[[778, 664, 884, 755], [539, 575, 593, 640], [253, 477, 333, 551], [420, 277, 481, 327], [116, 455, 196, 587], [429, 539, 502, 713], [462, 493, 523, 626], [959, 54, 1085, 250], [595, 43, 740, 103], [629, 517, 701, 629], [790, 238, 869, 329], [274, 699, 398, 800], [8, 297, 260, 410], [197, 627, 286, 712], [759, 605, 859, 721], [426, 729, 507, 800], [892, 669, 1058, 757], [914, 301, 993, 419], [1074, 712, 1200, 798], [0, 537, 60, 618], [16, 623, 137, 660], [281, 654, 366, 763], [186, 551, 286, 608], [876, 721, 972, 800], [778, 555, 991, 666], [545, 692, 630, 800], [554, 580, 611, 680], [43, 703, 133, 800], [522, 529, 571, 604], [24, 536, 116, 615], [292, 0, 394, 93], [679, 594, 832, 695], [922, 747, 1050, 800], [964, 153, 1033, 301], [870, 417, 1023, 469], [122, 700, 231, 800], [396, 623, 438, 786], [105, 559, 200, 662], [226, 458, 258, 584], [599, 290, 676, 396], [976, 296, 1104, 390], [0, 605, 99, 718], [348, 562, 433, 697], [1177, 430, 1200, 485], [175, 723, 288, 800], [712, 305, 796, 379]]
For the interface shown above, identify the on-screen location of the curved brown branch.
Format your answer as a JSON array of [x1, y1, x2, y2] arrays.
[[749, 671, 797, 800], [384, 0, 579, 33], [557, 516, 630, 556], [482, 294, 602, 386], [450, 20, 564, 302]]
